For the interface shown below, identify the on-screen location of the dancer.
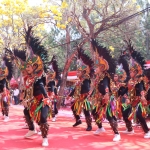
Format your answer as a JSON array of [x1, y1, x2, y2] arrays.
[[13, 49, 29, 129], [114, 51, 135, 133], [124, 41, 150, 138], [46, 56, 61, 122], [5, 44, 38, 131], [111, 54, 130, 123], [144, 63, 150, 119], [90, 39, 120, 142], [0, 53, 13, 122], [68, 48, 94, 131], [22, 26, 51, 146]]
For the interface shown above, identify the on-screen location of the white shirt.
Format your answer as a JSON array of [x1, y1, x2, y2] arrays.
[[13, 89, 19, 96]]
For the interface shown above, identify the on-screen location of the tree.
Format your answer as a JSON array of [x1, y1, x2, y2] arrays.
[[64, 0, 139, 38], [49, 0, 142, 104], [0, 0, 67, 49], [133, 0, 150, 59], [114, 0, 150, 60], [0, 0, 69, 81]]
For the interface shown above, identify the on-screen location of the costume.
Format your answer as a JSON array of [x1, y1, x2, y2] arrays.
[[25, 28, 51, 146], [124, 41, 150, 138], [115, 52, 134, 132], [12, 27, 51, 146], [0, 54, 12, 122], [144, 64, 150, 118], [69, 49, 94, 131], [13, 49, 29, 128], [46, 56, 61, 122], [5, 46, 32, 128], [111, 54, 130, 122], [90, 39, 120, 141]]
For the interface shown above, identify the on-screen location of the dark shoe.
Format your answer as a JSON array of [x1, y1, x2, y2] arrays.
[[86, 126, 92, 131], [73, 120, 82, 127]]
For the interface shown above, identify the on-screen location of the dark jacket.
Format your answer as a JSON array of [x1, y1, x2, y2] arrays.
[[69, 79, 91, 97]]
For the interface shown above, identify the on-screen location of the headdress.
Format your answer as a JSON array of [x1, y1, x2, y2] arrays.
[[25, 26, 48, 77], [77, 48, 94, 78], [115, 64, 127, 82], [47, 55, 61, 83], [13, 49, 26, 71], [91, 39, 116, 75], [0, 61, 9, 81], [117, 53, 130, 82], [126, 40, 145, 76], [4, 47, 28, 85], [0, 51, 13, 81]]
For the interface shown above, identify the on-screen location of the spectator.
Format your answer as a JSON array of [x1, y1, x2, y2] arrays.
[[13, 88, 19, 105]]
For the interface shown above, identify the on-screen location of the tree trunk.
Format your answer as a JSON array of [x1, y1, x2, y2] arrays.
[[58, 56, 74, 108], [57, 37, 89, 109], [57, 26, 71, 108]]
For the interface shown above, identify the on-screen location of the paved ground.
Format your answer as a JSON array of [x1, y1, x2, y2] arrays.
[[0, 105, 150, 150]]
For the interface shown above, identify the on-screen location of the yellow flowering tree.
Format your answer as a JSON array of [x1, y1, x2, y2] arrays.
[[0, 0, 63, 49], [0, 0, 67, 81]]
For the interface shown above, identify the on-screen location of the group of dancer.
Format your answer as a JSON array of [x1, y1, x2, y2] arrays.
[[0, 26, 150, 147], [68, 39, 150, 142]]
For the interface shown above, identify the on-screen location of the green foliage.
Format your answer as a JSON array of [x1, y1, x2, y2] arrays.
[[43, 28, 66, 70], [131, 0, 150, 60]]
